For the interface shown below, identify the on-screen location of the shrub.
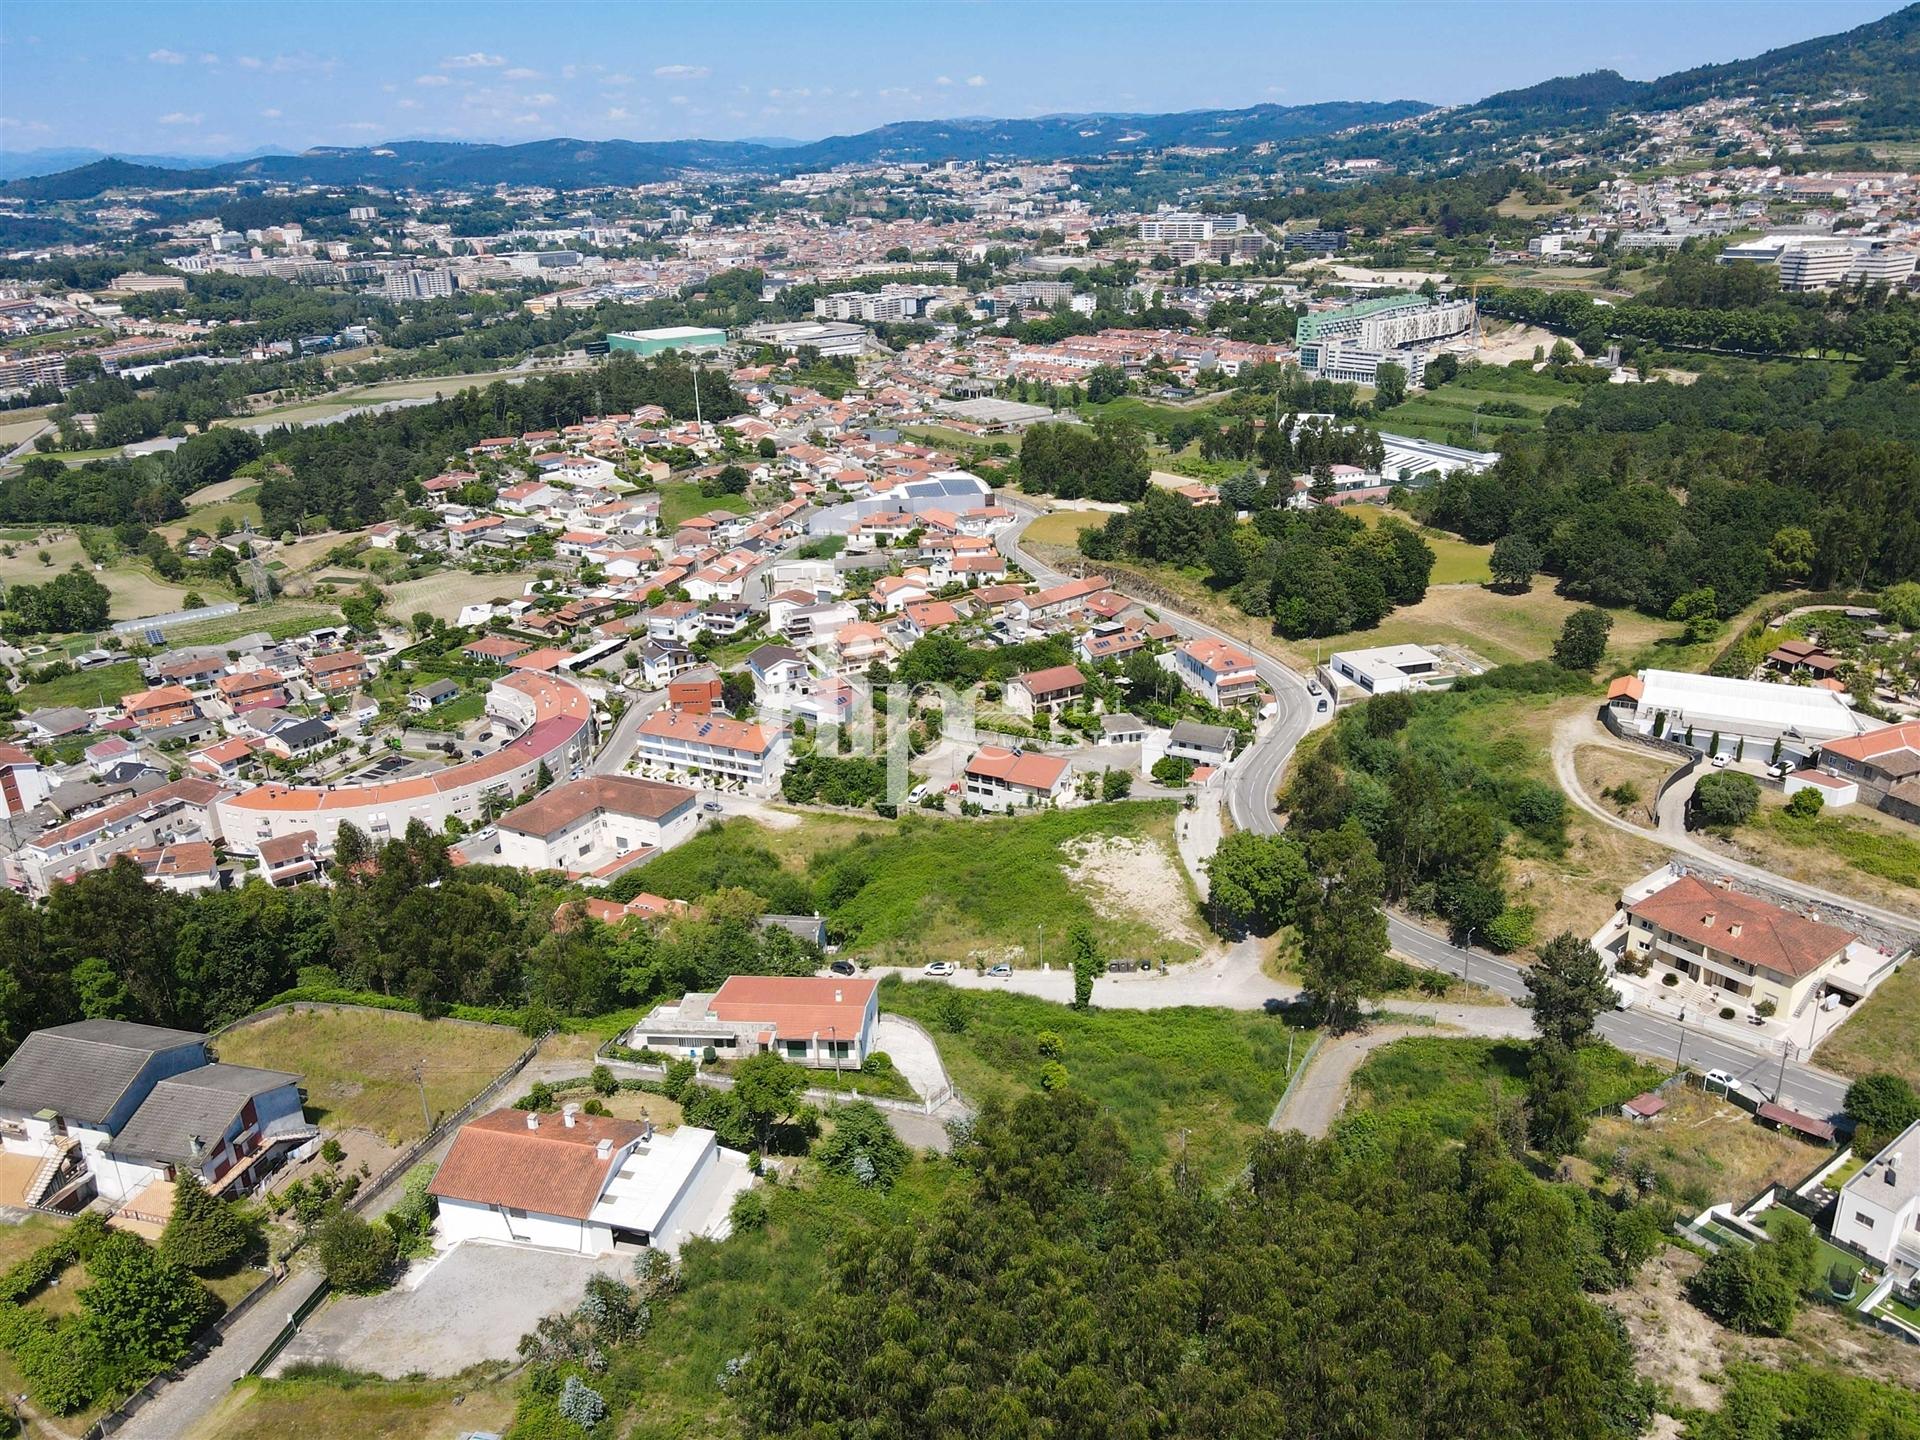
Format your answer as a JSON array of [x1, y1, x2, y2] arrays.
[[1784, 787, 1825, 819], [590, 1064, 618, 1096], [1151, 755, 1196, 786], [814, 1102, 909, 1191], [1483, 906, 1536, 953], [729, 1188, 769, 1232], [859, 1051, 896, 1079], [315, 1211, 397, 1294], [663, 1059, 697, 1102], [558, 1374, 608, 1429], [160, 1171, 252, 1273], [1692, 772, 1760, 828], [319, 1137, 346, 1166]]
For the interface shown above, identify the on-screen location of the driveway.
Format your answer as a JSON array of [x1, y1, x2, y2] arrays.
[[871, 1015, 952, 1102], [266, 1240, 633, 1379]]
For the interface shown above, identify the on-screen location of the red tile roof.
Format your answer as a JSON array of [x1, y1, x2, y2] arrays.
[[708, 975, 875, 1040], [428, 1108, 642, 1220], [1627, 874, 1853, 980]]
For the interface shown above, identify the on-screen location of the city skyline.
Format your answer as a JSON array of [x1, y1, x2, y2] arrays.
[[0, 0, 1905, 159]]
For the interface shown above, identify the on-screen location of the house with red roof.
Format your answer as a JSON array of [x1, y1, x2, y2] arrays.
[[1808, 719, 1920, 825], [964, 745, 1071, 810], [630, 975, 878, 1069]]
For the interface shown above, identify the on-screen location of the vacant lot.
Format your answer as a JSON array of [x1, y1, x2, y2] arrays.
[[15, 657, 144, 712], [213, 1007, 530, 1145], [880, 978, 1304, 1183], [1572, 742, 1676, 831], [0, 1212, 69, 1273], [0, 531, 202, 624], [1352, 505, 1492, 585], [384, 568, 540, 623], [1345, 1035, 1663, 1144], [1580, 1085, 1828, 1208], [197, 1367, 520, 1440], [1023, 508, 1105, 546], [1819, 961, 1920, 1090], [659, 481, 752, 529]]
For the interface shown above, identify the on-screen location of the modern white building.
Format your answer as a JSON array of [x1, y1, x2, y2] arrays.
[[1325, 643, 1451, 696], [1295, 294, 1476, 386], [496, 776, 698, 882], [1137, 209, 1246, 243], [1830, 1118, 1920, 1273], [430, 1107, 748, 1256], [1605, 670, 1878, 764]]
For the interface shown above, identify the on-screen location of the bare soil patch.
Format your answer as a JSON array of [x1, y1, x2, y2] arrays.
[[1063, 832, 1204, 950]]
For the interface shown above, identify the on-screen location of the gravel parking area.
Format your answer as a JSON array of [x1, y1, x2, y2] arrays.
[[267, 1240, 631, 1379]]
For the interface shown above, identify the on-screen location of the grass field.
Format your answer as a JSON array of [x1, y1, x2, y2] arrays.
[[158, 498, 263, 542], [1345, 1036, 1664, 1144], [1370, 371, 1578, 445], [880, 978, 1306, 1183], [1579, 1085, 1829, 1209], [0, 1213, 69, 1273], [198, 1366, 521, 1440], [15, 657, 144, 711], [658, 482, 753, 529], [212, 1008, 530, 1145], [1818, 961, 1920, 1090], [627, 803, 1201, 965], [383, 569, 539, 623], [213, 371, 525, 429], [155, 600, 339, 649], [0, 532, 199, 624], [1351, 505, 1492, 585], [1022, 508, 1106, 546], [1750, 802, 1920, 894]]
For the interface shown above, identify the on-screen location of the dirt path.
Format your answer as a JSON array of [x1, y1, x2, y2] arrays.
[[1268, 1025, 1423, 1138]]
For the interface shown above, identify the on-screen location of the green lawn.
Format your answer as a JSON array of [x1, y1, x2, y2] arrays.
[[1818, 960, 1920, 1090], [201, 1367, 521, 1440], [879, 979, 1307, 1183], [658, 481, 752, 529], [15, 658, 144, 711], [1345, 1036, 1664, 1144], [1352, 505, 1492, 585], [405, 690, 486, 731], [213, 1008, 530, 1144]]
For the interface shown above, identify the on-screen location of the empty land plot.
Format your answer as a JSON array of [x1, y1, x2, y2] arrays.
[[197, 1369, 519, 1440], [212, 1007, 530, 1145], [1023, 508, 1105, 546], [1580, 1086, 1827, 1206], [384, 569, 541, 622], [1815, 959, 1920, 1090], [15, 658, 144, 711], [1572, 742, 1677, 830], [1351, 506, 1491, 585]]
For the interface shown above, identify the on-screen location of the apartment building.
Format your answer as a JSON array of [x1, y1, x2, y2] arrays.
[[634, 709, 788, 790]]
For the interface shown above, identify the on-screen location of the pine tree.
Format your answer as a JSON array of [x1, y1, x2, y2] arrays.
[[160, 1170, 251, 1273]]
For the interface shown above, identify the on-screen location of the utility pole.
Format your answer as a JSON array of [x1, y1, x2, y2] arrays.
[[413, 1061, 431, 1133], [1461, 929, 1474, 988]]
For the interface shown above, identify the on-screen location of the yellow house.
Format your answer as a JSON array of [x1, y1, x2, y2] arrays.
[[1624, 874, 1853, 1015]]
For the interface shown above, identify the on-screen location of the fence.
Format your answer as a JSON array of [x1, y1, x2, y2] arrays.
[[81, 1019, 547, 1439]]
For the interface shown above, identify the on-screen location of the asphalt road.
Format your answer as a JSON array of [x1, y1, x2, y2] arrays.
[[1001, 506, 1855, 1124]]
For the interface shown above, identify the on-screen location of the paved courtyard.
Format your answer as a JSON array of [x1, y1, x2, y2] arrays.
[[267, 1240, 631, 1379]]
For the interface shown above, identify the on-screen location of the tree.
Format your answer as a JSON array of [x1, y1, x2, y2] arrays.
[[1666, 587, 1721, 645], [315, 1209, 397, 1293], [1767, 526, 1816, 586], [1067, 920, 1100, 1010], [1527, 1038, 1587, 1159], [1784, 787, 1824, 819], [1293, 823, 1389, 1031], [1523, 931, 1615, 1050], [1203, 831, 1308, 935], [814, 1101, 909, 1190], [1845, 1072, 1920, 1150], [1879, 580, 1920, 632], [1488, 534, 1541, 590], [1100, 769, 1132, 802], [1692, 772, 1759, 828], [1551, 607, 1613, 671], [731, 1052, 808, 1152], [1151, 755, 1195, 786], [78, 1231, 217, 1372], [1689, 1214, 1816, 1335], [1372, 362, 1407, 409], [160, 1171, 251, 1273]]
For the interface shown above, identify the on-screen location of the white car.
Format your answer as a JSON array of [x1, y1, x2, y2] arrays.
[[1703, 1068, 1742, 1092], [922, 961, 957, 978], [1711, 753, 1731, 768], [907, 783, 927, 803], [1767, 761, 1791, 779]]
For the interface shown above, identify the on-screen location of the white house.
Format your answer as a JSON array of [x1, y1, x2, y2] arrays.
[[635, 708, 788, 790], [964, 745, 1070, 810], [1830, 1118, 1920, 1272], [630, 976, 879, 1068], [1172, 638, 1260, 707], [429, 1107, 748, 1256], [496, 775, 698, 882]]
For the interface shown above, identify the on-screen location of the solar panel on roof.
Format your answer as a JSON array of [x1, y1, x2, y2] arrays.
[[145, 628, 166, 646]]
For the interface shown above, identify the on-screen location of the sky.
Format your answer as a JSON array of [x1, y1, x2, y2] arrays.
[[0, 0, 1905, 158]]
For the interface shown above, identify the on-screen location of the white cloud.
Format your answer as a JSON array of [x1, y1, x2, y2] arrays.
[[503, 66, 541, 80], [607, 106, 631, 121], [602, 72, 634, 87], [524, 92, 555, 106], [669, 94, 688, 106], [442, 51, 504, 69], [935, 75, 953, 86], [260, 107, 282, 119], [148, 48, 185, 64], [415, 73, 450, 86], [235, 55, 262, 69], [396, 98, 421, 110], [158, 111, 202, 126], [966, 74, 986, 87], [653, 63, 710, 80], [0, 117, 52, 134], [511, 112, 542, 125]]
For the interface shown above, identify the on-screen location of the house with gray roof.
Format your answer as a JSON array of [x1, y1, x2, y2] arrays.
[[0, 1019, 306, 1208]]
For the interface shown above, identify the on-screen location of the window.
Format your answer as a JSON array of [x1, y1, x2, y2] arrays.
[[1856, 1213, 1874, 1229]]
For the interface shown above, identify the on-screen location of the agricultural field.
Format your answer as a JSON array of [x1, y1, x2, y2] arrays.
[[212, 1007, 530, 1146], [1370, 369, 1582, 445], [0, 531, 199, 624], [1022, 507, 1106, 546], [879, 978, 1307, 1184]]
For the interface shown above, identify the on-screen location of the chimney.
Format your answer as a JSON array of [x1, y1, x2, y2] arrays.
[[1888, 1153, 1902, 1185], [596, 1137, 612, 1160], [1702, 912, 1715, 927], [526, 1111, 539, 1130], [563, 1102, 580, 1128], [834, 988, 843, 1004]]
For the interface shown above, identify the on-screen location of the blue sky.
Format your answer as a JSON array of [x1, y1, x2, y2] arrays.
[[0, 1, 1903, 157]]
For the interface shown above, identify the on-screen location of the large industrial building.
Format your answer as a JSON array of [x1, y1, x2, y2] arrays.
[[1604, 669, 1879, 764], [1295, 294, 1476, 386], [606, 326, 729, 357]]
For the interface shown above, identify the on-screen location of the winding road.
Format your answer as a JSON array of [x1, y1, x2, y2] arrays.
[[998, 505, 1862, 1122]]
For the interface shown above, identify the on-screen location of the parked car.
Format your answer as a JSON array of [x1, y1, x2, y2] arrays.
[[907, 783, 927, 803], [475, 825, 497, 841], [1306, 679, 1322, 696], [1703, 1068, 1742, 1092], [1711, 753, 1731, 768], [702, 799, 724, 813], [1767, 761, 1791, 779], [1316, 699, 1329, 713], [923, 961, 957, 978], [987, 963, 1012, 978], [1106, 959, 1140, 973], [828, 959, 857, 978]]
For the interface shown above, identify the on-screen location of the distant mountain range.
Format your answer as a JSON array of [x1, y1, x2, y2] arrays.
[[5, 4, 1918, 200]]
